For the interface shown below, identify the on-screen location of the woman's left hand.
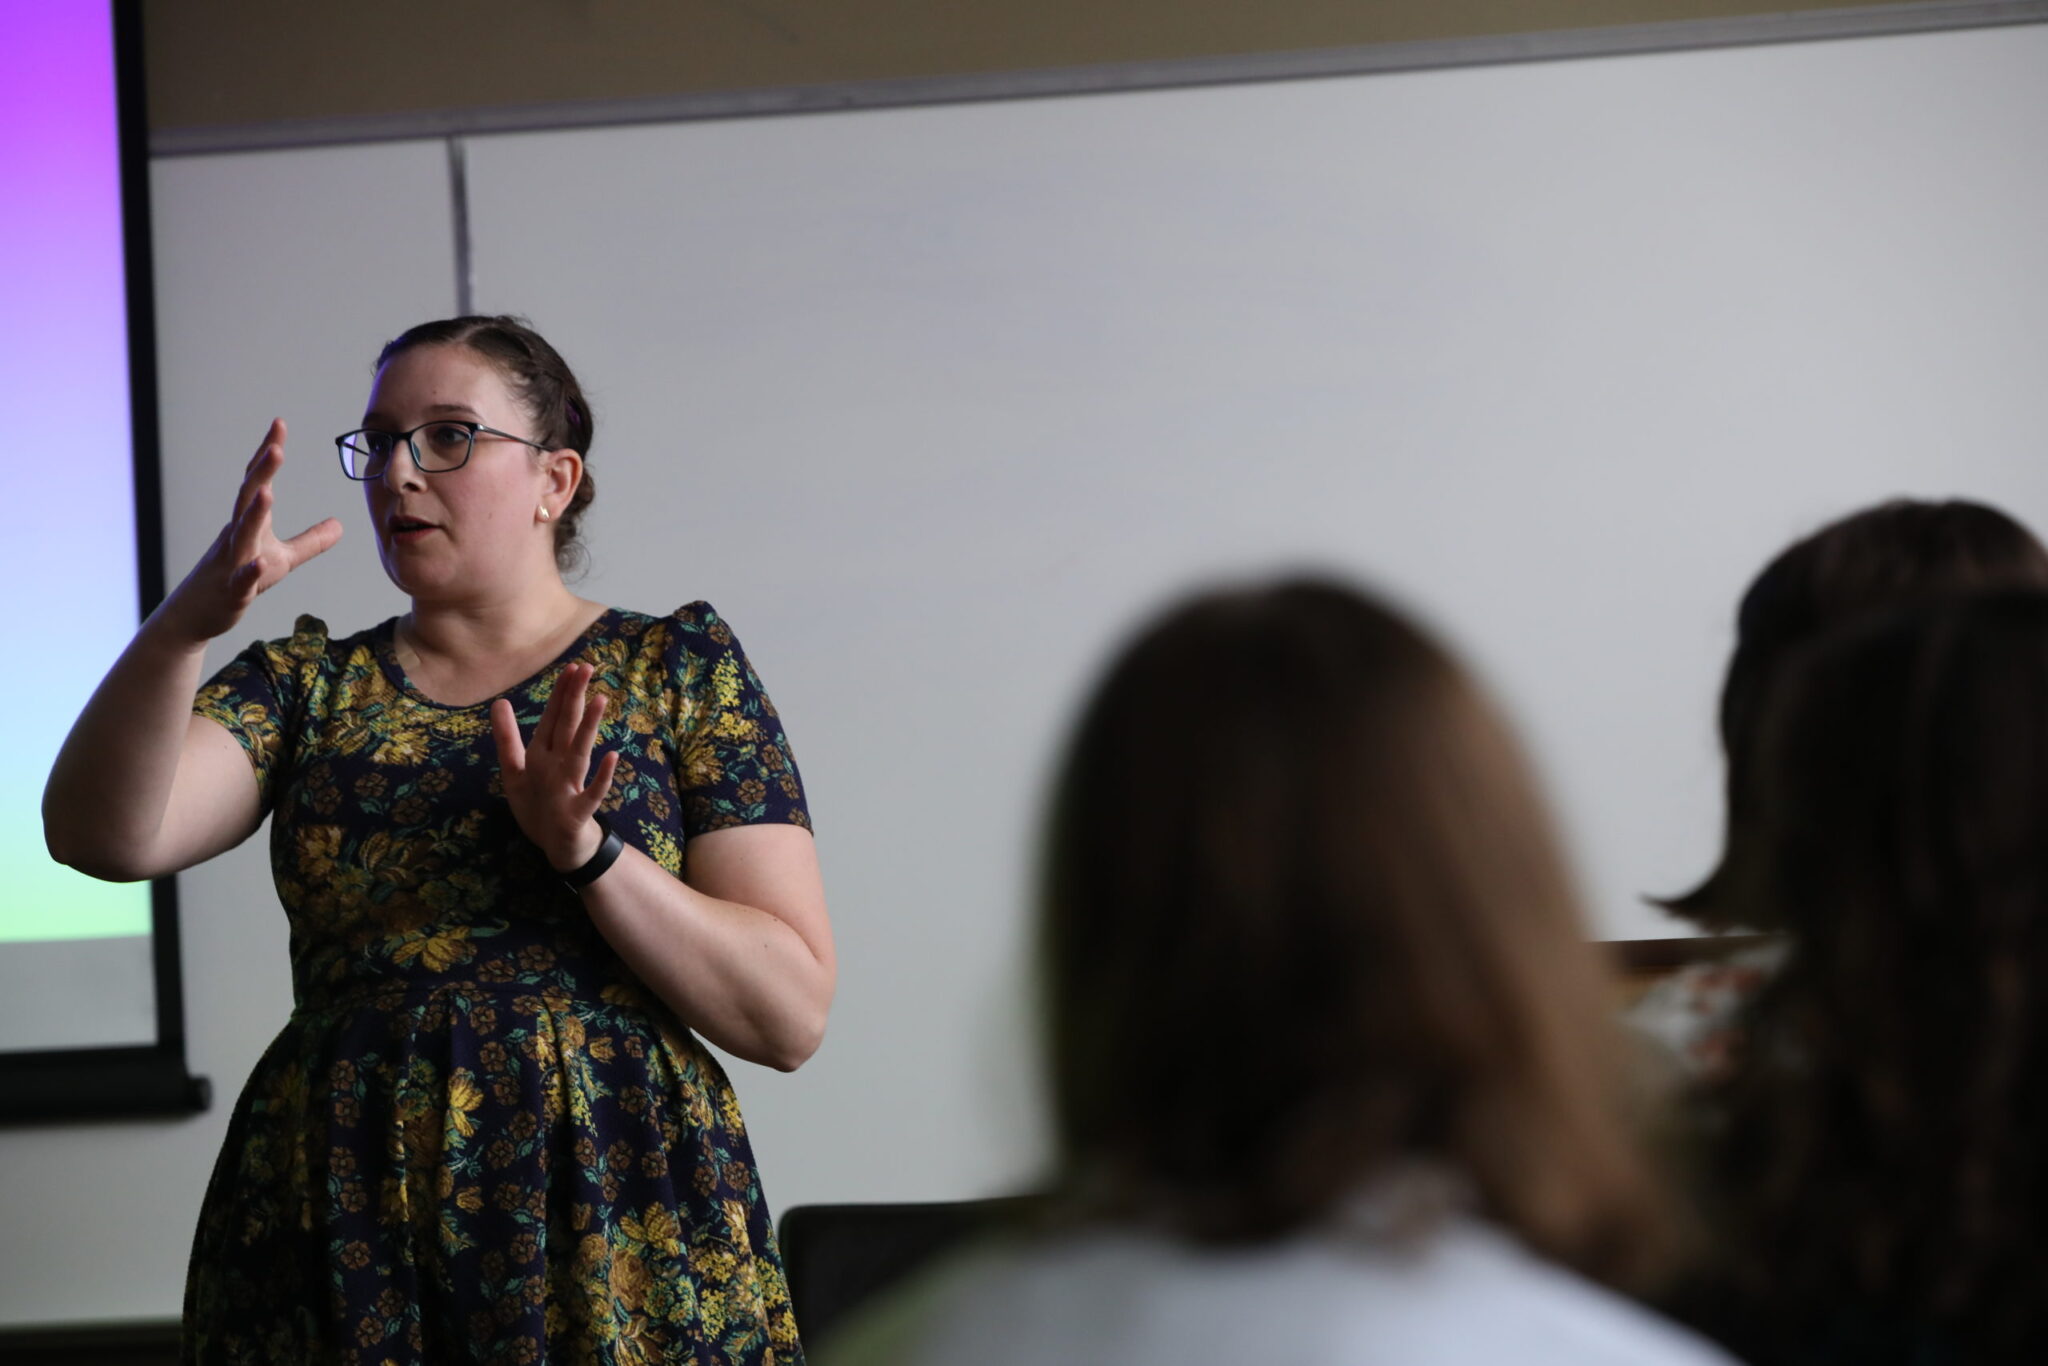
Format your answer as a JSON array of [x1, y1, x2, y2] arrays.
[[491, 661, 621, 871]]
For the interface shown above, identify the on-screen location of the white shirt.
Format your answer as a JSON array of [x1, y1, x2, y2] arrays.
[[820, 1210, 1736, 1366]]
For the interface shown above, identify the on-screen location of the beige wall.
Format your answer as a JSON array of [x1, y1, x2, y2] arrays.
[[142, 0, 1943, 132]]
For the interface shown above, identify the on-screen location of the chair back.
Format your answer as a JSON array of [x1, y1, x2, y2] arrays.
[[779, 1195, 1043, 1345]]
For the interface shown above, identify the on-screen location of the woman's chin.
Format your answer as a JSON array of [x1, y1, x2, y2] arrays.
[[377, 555, 440, 600]]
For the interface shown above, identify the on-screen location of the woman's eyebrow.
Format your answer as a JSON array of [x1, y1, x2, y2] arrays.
[[359, 403, 481, 425]]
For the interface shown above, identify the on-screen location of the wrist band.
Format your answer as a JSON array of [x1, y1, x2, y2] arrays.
[[561, 814, 625, 892]]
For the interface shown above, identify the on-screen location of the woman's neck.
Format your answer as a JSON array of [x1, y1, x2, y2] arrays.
[[396, 580, 602, 696]]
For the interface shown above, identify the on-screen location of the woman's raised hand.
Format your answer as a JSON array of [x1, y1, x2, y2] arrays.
[[491, 661, 621, 872], [161, 419, 343, 644]]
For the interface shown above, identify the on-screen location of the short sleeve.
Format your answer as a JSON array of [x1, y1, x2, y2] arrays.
[[191, 614, 328, 810], [667, 602, 812, 838]]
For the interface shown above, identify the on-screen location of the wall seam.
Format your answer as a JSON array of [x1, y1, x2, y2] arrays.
[[447, 136, 474, 316]]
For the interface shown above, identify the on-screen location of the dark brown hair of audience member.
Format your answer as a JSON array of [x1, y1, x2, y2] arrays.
[[1664, 499, 2048, 930], [1702, 590, 2048, 1362], [376, 315, 598, 572], [1041, 578, 1674, 1289]]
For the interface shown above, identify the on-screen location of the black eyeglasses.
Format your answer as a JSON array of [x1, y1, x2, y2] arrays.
[[335, 420, 549, 481]]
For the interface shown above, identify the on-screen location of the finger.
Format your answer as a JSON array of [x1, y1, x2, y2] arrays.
[[232, 448, 274, 521], [568, 691, 609, 764], [539, 663, 588, 750], [227, 556, 264, 604], [230, 483, 275, 571], [489, 698, 527, 773], [579, 749, 621, 807], [234, 421, 287, 519], [282, 517, 345, 568]]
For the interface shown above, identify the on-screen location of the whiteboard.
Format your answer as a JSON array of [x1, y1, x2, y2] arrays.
[[454, 22, 2048, 1203]]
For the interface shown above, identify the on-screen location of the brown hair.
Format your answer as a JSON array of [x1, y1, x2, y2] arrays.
[[377, 315, 597, 572], [1042, 578, 1672, 1286], [1700, 590, 2048, 1360], [1666, 499, 2048, 929]]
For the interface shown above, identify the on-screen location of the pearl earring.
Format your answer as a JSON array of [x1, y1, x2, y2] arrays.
[[539, 506, 551, 521]]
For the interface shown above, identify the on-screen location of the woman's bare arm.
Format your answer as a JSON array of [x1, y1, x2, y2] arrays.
[[491, 663, 835, 1070], [43, 420, 341, 881]]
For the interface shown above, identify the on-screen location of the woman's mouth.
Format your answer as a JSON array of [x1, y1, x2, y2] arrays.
[[389, 516, 439, 543]]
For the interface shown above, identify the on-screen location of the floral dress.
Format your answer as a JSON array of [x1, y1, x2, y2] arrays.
[[184, 602, 810, 1366]]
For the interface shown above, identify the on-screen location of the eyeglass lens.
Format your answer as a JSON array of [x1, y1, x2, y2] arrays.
[[340, 422, 475, 479]]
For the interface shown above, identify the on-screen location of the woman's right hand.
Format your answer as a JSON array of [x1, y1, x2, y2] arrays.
[[158, 419, 344, 644]]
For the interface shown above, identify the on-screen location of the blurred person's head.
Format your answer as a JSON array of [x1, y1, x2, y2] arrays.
[[1041, 577, 1670, 1287], [1708, 589, 2048, 1357], [1667, 499, 2048, 930]]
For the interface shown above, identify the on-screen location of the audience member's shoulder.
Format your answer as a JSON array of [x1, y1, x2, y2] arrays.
[[822, 1218, 1733, 1366], [1413, 1217, 1737, 1365]]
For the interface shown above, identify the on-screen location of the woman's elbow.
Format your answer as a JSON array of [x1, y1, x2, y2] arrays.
[[45, 834, 151, 883], [43, 809, 152, 883], [763, 1000, 831, 1073]]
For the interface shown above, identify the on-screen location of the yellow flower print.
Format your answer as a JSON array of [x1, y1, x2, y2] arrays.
[[638, 1204, 685, 1255], [432, 710, 488, 741], [539, 1067, 563, 1125], [369, 897, 432, 936], [390, 926, 475, 973], [599, 983, 645, 1010], [330, 720, 376, 758], [445, 1070, 483, 1138], [356, 831, 421, 889], [640, 826, 681, 876], [712, 655, 742, 709], [680, 1087, 714, 1132], [612, 1248, 654, 1313], [699, 1287, 729, 1339], [688, 1244, 739, 1284], [714, 711, 757, 742], [681, 745, 723, 790], [372, 726, 432, 766], [294, 826, 343, 883], [455, 1185, 483, 1213]]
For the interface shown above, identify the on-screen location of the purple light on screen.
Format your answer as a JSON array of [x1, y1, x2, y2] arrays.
[[0, 2, 129, 379], [0, 0, 153, 945]]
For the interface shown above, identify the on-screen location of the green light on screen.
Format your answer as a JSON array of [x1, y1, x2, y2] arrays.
[[0, 803, 152, 943]]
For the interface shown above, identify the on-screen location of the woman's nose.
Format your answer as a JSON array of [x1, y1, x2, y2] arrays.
[[380, 445, 427, 493]]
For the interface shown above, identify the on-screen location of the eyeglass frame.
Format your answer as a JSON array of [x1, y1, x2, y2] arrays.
[[334, 419, 553, 481]]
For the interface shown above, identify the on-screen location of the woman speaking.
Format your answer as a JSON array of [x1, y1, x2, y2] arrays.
[[45, 316, 831, 1364]]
